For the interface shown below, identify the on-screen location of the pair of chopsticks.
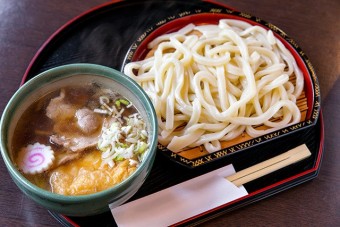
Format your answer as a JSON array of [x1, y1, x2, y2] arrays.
[[226, 144, 311, 187]]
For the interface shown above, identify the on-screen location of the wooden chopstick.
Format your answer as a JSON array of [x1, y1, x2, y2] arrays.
[[226, 144, 311, 187]]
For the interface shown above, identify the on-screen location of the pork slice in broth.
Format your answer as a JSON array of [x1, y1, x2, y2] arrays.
[[46, 89, 77, 121], [75, 108, 102, 134], [47, 88, 104, 155], [54, 152, 83, 167], [50, 134, 98, 152], [49, 133, 99, 168]]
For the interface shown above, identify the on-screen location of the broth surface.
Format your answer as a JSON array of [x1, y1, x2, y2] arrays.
[[12, 83, 148, 195]]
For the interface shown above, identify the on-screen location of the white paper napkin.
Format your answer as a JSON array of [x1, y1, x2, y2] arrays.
[[110, 164, 248, 227]]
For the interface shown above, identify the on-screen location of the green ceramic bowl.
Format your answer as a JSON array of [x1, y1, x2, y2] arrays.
[[0, 64, 158, 216]]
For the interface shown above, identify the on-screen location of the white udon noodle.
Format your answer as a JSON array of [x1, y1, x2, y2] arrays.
[[124, 19, 304, 153]]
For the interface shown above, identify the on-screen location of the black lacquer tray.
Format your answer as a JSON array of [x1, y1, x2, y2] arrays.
[[22, 0, 324, 226]]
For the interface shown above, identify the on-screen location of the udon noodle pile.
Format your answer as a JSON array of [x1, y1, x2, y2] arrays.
[[124, 19, 304, 153]]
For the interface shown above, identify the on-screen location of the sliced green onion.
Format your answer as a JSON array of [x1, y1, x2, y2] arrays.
[[115, 98, 130, 109], [137, 142, 147, 154], [114, 156, 124, 161], [115, 100, 121, 108], [119, 99, 130, 106]]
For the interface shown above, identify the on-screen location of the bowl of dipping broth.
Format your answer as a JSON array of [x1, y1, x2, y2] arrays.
[[0, 63, 158, 216]]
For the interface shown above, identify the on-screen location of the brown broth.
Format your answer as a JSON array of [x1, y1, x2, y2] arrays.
[[12, 84, 141, 195]]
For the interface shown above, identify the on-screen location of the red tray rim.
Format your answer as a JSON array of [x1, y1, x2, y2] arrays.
[[20, 0, 324, 225]]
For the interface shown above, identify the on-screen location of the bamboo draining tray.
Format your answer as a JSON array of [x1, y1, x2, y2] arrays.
[[129, 11, 321, 168]]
